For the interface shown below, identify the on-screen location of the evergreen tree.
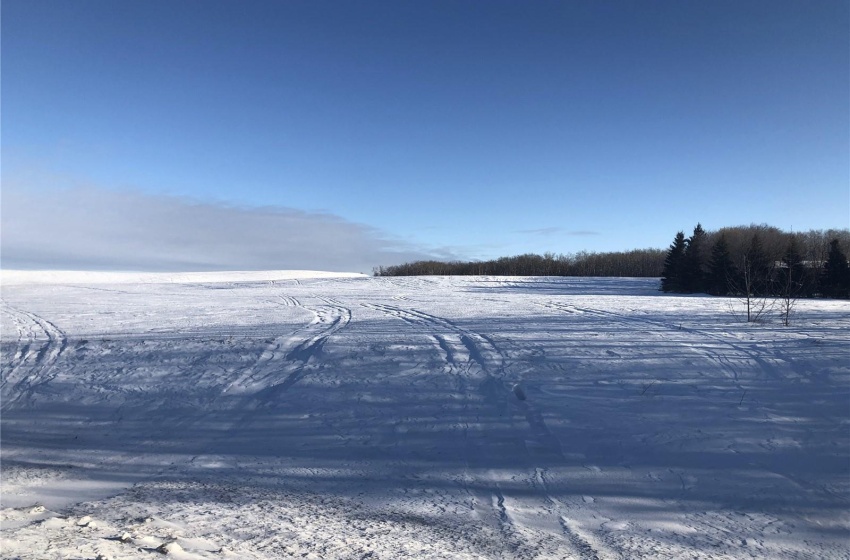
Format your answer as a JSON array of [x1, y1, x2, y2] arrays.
[[661, 232, 686, 292], [821, 239, 850, 298], [780, 236, 806, 290], [682, 223, 708, 293], [707, 234, 736, 295]]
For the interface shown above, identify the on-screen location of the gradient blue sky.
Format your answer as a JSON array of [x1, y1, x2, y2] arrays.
[[3, 1, 848, 271]]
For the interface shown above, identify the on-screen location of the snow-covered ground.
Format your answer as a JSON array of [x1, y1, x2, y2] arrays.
[[1, 272, 848, 559]]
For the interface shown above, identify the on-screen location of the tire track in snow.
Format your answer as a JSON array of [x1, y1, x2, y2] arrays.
[[183, 294, 354, 468], [1, 302, 32, 383], [540, 300, 755, 390], [362, 303, 506, 376], [277, 295, 300, 307], [544, 300, 778, 384], [536, 299, 814, 557], [385, 277, 437, 292], [1, 302, 68, 410], [362, 302, 600, 559], [67, 291, 346, 478], [362, 302, 528, 551], [245, 295, 352, 401], [221, 295, 347, 396], [535, 467, 623, 560], [437, 299, 629, 559]]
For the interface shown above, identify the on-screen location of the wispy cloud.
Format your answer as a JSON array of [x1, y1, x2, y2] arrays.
[[1, 185, 448, 273], [517, 227, 600, 237]]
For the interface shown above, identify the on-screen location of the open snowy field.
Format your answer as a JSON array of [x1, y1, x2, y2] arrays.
[[1, 272, 848, 559]]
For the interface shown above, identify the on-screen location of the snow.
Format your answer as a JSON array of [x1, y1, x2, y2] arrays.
[[1, 272, 848, 559]]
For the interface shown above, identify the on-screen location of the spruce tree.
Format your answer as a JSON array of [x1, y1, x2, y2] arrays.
[[661, 232, 686, 292], [780, 236, 806, 292], [707, 234, 736, 295], [821, 239, 850, 298], [682, 223, 708, 293]]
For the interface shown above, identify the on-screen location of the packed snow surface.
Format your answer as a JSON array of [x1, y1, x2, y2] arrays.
[[1, 273, 848, 559]]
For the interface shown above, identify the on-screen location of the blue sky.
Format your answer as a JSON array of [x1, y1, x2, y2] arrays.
[[3, 1, 848, 271]]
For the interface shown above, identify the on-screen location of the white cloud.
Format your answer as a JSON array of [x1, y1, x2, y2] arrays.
[[1, 185, 444, 273]]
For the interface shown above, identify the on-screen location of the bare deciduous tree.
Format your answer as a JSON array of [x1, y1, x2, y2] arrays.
[[777, 237, 806, 326], [727, 235, 774, 323]]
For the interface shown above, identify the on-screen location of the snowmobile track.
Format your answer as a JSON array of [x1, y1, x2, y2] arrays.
[[1, 302, 68, 410]]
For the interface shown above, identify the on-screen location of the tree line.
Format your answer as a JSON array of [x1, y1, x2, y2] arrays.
[[373, 224, 850, 300], [661, 224, 850, 299], [374, 249, 666, 278]]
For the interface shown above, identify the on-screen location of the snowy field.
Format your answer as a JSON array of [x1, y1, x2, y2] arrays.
[[1, 272, 848, 559]]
